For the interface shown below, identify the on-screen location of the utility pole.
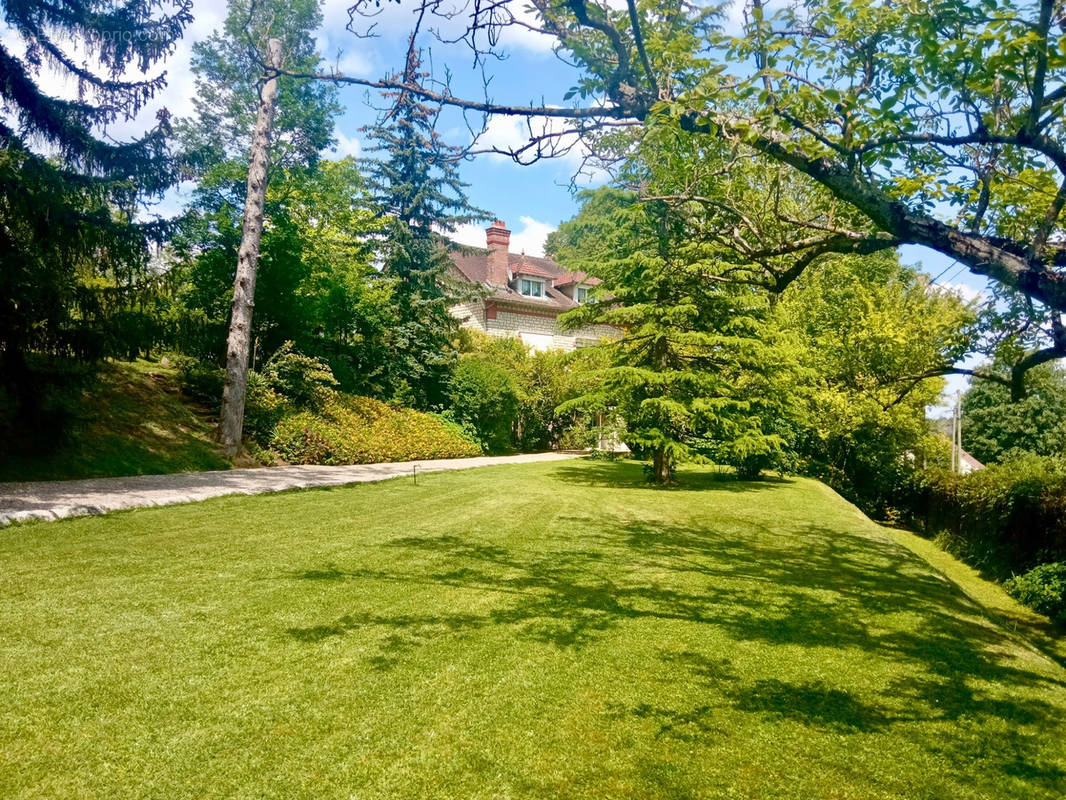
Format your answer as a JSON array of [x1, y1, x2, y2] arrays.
[[219, 38, 282, 457], [951, 391, 962, 474]]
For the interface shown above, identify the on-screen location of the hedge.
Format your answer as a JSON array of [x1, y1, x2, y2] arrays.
[[271, 394, 481, 465], [903, 458, 1066, 579]]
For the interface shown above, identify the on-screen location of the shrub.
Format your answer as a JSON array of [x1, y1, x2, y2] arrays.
[[243, 372, 290, 444], [903, 457, 1066, 578], [1004, 562, 1066, 624], [447, 356, 520, 454], [262, 341, 338, 410], [271, 394, 481, 465]]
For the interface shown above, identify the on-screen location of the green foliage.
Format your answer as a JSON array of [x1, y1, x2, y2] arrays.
[[446, 357, 521, 454], [905, 458, 1066, 579], [177, 0, 338, 173], [454, 331, 611, 453], [962, 364, 1066, 464], [777, 251, 974, 515], [271, 395, 481, 465], [261, 342, 338, 411], [359, 49, 489, 408], [554, 187, 799, 482], [0, 0, 189, 405], [1004, 563, 1066, 626]]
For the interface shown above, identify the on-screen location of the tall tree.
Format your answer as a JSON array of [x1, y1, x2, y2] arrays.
[[219, 37, 282, 457], [554, 188, 798, 483], [359, 45, 488, 408], [0, 0, 191, 387], [962, 363, 1066, 464]]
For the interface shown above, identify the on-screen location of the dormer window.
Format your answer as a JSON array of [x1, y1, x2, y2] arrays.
[[520, 278, 545, 298], [576, 286, 590, 303]]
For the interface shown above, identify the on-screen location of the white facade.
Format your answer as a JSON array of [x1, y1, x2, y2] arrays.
[[452, 298, 618, 353]]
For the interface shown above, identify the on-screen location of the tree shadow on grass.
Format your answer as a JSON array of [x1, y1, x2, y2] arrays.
[[282, 510, 1066, 792]]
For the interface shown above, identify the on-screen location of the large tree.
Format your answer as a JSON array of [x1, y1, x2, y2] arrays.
[[962, 362, 1066, 463], [553, 188, 799, 483], [359, 45, 488, 408], [0, 0, 191, 383], [297, 0, 1066, 394]]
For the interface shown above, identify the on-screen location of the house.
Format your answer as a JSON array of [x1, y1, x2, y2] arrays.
[[449, 220, 619, 352]]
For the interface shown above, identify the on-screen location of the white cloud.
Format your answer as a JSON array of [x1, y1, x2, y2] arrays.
[[330, 128, 361, 158], [509, 216, 556, 257], [447, 216, 556, 257], [939, 281, 987, 306]]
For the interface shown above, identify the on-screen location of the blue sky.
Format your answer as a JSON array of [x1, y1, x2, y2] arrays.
[[4, 0, 991, 412]]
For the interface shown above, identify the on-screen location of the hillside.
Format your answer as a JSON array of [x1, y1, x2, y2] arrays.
[[0, 360, 230, 483], [1, 460, 1063, 799]]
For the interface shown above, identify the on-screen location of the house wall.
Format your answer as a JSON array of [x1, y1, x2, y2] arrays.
[[450, 298, 617, 352], [488, 304, 617, 352]]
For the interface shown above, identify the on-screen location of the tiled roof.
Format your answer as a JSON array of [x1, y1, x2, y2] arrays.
[[554, 270, 602, 288], [513, 257, 556, 280], [448, 245, 589, 312]]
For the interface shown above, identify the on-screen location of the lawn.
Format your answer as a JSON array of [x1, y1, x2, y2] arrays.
[[2, 460, 1064, 799], [0, 359, 229, 482]]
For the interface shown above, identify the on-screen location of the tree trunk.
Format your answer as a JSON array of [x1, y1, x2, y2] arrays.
[[218, 38, 282, 457], [652, 446, 672, 485]]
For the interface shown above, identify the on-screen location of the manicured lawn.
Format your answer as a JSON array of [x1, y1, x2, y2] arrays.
[[2, 460, 1064, 799]]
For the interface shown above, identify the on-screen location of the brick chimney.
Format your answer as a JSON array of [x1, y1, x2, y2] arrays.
[[485, 220, 510, 286]]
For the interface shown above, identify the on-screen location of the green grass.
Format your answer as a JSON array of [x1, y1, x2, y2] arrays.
[[2, 460, 1065, 799], [0, 359, 229, 482]]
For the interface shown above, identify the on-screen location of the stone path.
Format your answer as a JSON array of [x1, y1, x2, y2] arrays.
[[0, 452, 584, 526]]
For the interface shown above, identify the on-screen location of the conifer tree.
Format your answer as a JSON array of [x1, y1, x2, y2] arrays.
[[0, 0, 191, 384], [554, 190, 797, 484], [360, 45, 488, 408]]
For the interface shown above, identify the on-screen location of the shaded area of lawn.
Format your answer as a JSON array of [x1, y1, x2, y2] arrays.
[[1, 459, 1064, 799], [0, 359, 228, 482]]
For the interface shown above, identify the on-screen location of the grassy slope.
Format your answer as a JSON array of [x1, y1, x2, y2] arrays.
[[0, 360, 229, 482], [1, 460, 1064, 799]]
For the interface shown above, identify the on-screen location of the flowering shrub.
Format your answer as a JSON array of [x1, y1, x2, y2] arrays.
[[272, 394, 481, 465]]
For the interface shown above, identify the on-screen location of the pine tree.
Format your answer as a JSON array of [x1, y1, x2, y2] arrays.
[[554, 190, 797, 484], [360, 45, 489, 409], [0, 0, 191, 385]]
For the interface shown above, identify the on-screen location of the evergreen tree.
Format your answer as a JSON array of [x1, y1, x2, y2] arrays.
[[0, 0, 191, 386], [554, 190, 797, 484], [360, 46, 488, 409]]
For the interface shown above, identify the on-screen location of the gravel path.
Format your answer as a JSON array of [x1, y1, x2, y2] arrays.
[[0, 452, 584, 526]]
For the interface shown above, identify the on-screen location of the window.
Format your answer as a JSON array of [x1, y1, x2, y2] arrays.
[[520, 278, 544, 297], [576, 286, 590, 303]]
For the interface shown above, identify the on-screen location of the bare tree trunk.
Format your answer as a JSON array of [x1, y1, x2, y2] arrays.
[[218, 38, 282, 457]]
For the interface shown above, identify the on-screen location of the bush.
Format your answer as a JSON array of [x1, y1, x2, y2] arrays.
[[271, 394, 481, 465], [243, 372, 290, 444], [446, 356, 520, 454], [262, 341, 337, 410], [902, 457, 1066, 578], [1004, 562, 1066, 624]]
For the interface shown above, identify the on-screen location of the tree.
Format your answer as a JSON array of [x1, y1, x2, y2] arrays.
[[554, 188, 798, 483], [0, 0, 191, 389], [303, 0, 1066, 392], [777, 250, 975, 512], [962, 363, 1066, 464], [173, 158, 388, 392], [219, 36, 282, 456], [359, 45, 489, 408]]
